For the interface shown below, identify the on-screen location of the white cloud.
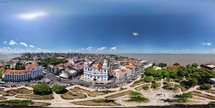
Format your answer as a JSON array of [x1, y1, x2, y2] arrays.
[[8, 40, 17, 45], [29, 45, 35, 48], [18, 11, 47, 20], [3, 47, 11, 50], [0, 46, 52, 54], [97, 47, 107, 51], [20, 42, 28, 47], [37, 48, 42, 50], [202, 42, 212, 46], [3, 41, 7, 44], [132, 32, 139, 36], [111, 47, 116, 51], [86, 46, 92, 51]]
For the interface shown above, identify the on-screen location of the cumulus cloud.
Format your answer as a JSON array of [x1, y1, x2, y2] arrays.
[[97, 47, 107, 51], [29, 45, 35, 48], [3, 41, 7, 44], [86, 46, 93, 51], [0, 46, 52, 54], [202, 42, 212, 46], [80, 48, 85, 50], [8, 40, 17, 45], [20, 42, 28, 47], [18, 11, 47, 20], [132, 32, 139, 36], [111, 47, 116, 51]]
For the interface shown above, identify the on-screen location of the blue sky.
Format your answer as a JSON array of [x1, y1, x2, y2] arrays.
[[0, 0, 215, 54]]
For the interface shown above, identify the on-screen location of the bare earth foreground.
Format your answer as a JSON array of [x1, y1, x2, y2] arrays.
[[0, 77, 215, 107]]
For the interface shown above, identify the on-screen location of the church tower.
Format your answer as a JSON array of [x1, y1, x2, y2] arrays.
[[102, 59, 108, 73], [84, 62, 88, 71]]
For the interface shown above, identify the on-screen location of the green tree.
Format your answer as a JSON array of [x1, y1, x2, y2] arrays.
[[144, 76, 152, 83], [181, 92, 192, 98], [191, 63, 198, 68], [170, 70, 178, 79], [144, 66, 155, 76], [200, 84, 212, 90], [162, 70, 170, 78], [186, 64, 191, 69], [173, 63, 180, 66], [174, 84, 180, 90], [142, 85, 149, 90], [130, 91, 142, 98], [163, 83, 173, 90], [33, 84, 52, 95], [52, 85, 67, 94], [151, 83, 160, 89], [158, 63, 167, 68]]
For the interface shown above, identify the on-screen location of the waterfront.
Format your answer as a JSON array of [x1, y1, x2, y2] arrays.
[[0, 54, 21, 62], [121, 54, 215, 66]]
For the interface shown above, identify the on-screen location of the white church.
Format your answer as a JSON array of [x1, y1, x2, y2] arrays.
[[83, 59, 109, 81]]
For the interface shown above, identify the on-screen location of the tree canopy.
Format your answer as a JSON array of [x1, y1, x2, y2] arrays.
[[33, 84, 52, 95], [52, 85, 67, 94], [158, 63, 167, 68], [144, 65, 215, 87], [39, 58, 68, 67]]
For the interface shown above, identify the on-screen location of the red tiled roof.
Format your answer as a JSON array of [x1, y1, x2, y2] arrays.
[[4, 70, 31, 75], [26, 62, 38, 70]]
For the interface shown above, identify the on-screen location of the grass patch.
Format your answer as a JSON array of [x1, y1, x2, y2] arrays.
[[197, 87, 215, 95], [135, 84, 150, 91], [70, 87, 91, 94], [130, 79, 144, 87], [171, 92, 193, 103], [142, 85, 150, 90], [127, 91, 149, 103], [0, 100, 33, 106], [61, 91, 86, 100], [5, 88, 32, 96], [0, 100, 50, 107], [0, 97, 7, 100], [208, 101, 215, 105], [72, 99, 120, 106], [179, 86, 188, 92], [172, 98, 189, 103], [30, 102, 50, 106], [128, 96, 149, 103], [16, 88, 33, 94], [191, 91, 215, 100], [0, 90, 7, 95], [151, 83, 161, 89], [16, 94, 54, 100], [88, 90, 115, 97], [105, 90, 132, 99], [119, 87, 127, 91]]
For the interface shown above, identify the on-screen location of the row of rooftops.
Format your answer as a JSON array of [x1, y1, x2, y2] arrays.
[[4, 62, 39, 75], [201, 64, 215, 70], [84, 59, 108, 72]]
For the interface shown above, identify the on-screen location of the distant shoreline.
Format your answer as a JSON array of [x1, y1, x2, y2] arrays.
[[0, 54, 21, 62], [121, 54, 215, 66]]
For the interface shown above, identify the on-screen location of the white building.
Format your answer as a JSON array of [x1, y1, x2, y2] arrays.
[[47, 65, 57, 74], [60, 69, 77, 79], [3, 62, 43, 81], [115, 65, 135, 79], [84, 59, 109, 81]]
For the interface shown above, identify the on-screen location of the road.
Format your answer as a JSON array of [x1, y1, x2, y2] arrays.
[[44, 68, 144, 89]]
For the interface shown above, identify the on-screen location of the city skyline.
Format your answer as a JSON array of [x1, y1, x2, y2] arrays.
[[1, 0, 215, 54]]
